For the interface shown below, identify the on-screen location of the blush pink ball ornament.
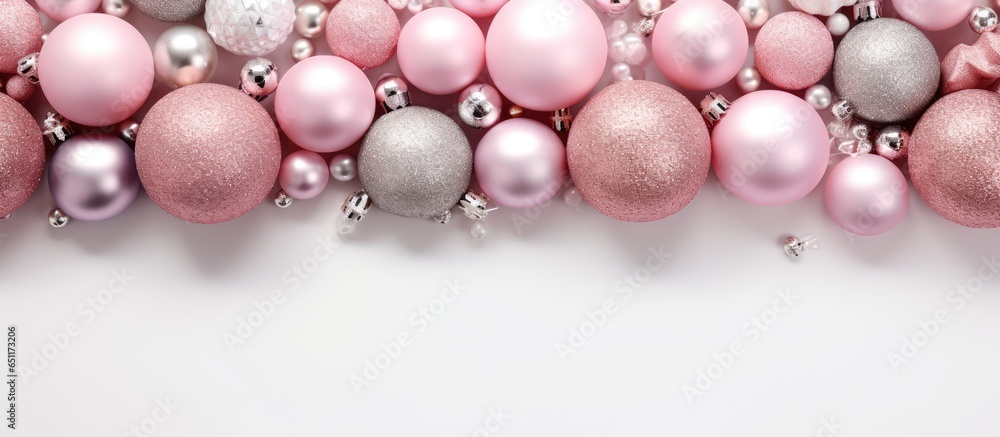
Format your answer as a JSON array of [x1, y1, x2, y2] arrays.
[[36, 0, 101, 22], [450, 0, 508, 17], [0, 93, 45, 218], [652, 0, 749, 91], [397, 8, 484, 96], [711, 90, 830, 205], [136, 83, 281, 224], [486, 0, 607, 111], [274, 56, 375, 153], [38, 14, 153, 127], [279, 150, 329, 200], [824, 154, 908, 236], [0, 0, 43, 74], [474, 119, 566, 208], [891, 0, 974, 31], [754, 12, 833, 91], [48, 134, 140, 221]]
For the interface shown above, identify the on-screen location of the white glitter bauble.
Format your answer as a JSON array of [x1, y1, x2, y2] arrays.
[[205, 0, 295, 56]]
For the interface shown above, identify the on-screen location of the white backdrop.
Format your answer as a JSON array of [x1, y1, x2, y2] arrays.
[[4, 0, 1000, 436]]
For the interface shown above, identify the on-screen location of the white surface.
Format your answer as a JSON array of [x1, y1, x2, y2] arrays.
[[4, 0, 1000, 436]]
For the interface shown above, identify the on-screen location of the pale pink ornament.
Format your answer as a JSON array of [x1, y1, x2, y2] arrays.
[[38, 14, 153, 126], [712, 90, 830, 206], [652, 0, 749, 91], [450, 0, 509, 18], [325, 0, 400, 70], [891, 0, 974, 31], [0, 93, 45, 218], [274, 56, 375, 153], [754, 12, 833, 91], [36, 0, 102, 22], [0, 0, 43, 74], [825, 154, 908, 236], [397, 8, 484, 95], [474, 119, 566, 208], [279, 150, 329, 200], [486, 0, 607, 111]]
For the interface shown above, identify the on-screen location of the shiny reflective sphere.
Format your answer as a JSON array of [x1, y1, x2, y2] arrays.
[[457, 83, 502, 129], [239, 57, 279, 101], [329, 153, 357, 182], [48, 133, 140, 221], [294, 0, 328, 38], [291, 38, 314, 62], [970, 6, 999, 33], [153, 25, 219, 89]]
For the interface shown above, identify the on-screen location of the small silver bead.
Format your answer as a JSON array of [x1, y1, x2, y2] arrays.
[[875, 125, 909, 160], [471, 220, 488, 239], [551, 108, 573, 132], [341, 190, 373, 222], [118, 118, 140, 144], [970, 6, 999, 34], [805, 85, 832, 111], [783, 235, 818, 257], [432, 210, 452, 224], [291, 38, 314, 63], [102, 0, 130, 17], [294, 0, 328, 38], [17, 53, 39, 84], [637, 0, 662, 17], [239, 58, 279, 102], [826, 12, 850, 37], [275, 190, 294, 208], [850, 121, 871, 141], [42, 112, 74, 146], [329, 153, 357, 182], [737, 0, 770, 29], [458, 84, 502, 129], [831, 99, 855, 121], [375, 75, 412, 113], [736, 67, 761, 94], [153, 25, 219, 89], [49, 208, 69, 228]]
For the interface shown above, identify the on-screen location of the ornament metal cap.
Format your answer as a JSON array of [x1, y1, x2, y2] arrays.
[[854, 0, 882, 22], [783, 235, 819, 257], [700, 93, 731, 127], [48, 208, 69, 228], [375, 74, 411, 114], [17, 53, 39, 85], [341, 190, 373, 222], [42, 113, 74, 146], [458, 191, 490, 221], [551, 108, 573, 132]]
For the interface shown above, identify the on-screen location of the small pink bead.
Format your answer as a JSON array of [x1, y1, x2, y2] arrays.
[[5, 75, 35, 102], [891, 0, 975, 31], [474, 119, 566, 208], [450, 0, 509, 18], [652, 0, 748, 91], [279, 150, 330, 200], [825, 154, 908, 236], [36, 0, 101, 22], [397, 8, 485, 95]]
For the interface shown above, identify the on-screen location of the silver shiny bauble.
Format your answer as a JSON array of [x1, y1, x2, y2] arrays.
[[736, 67, 761, 94], [290, 38, 314, 62], [358, 106, 472, 219], [131, 0, 206, 22], [637, 0, 661, 16], [374, 74, 411, 113], [153, 25, 218, 89], [970, 6, 999, 34], [329, 153, 357, 182], [737, 0, 770, 29], [874, 125, 909, 161], [102, 0, 130, 18], [118, 118, 141, 144], [457, 83, 502, 129], [805, 85, 832, 110], [833, 18, 939, 124], [294, 0, 328, 38], [826, 12, 849, 36], [239, 57, 279, 101]]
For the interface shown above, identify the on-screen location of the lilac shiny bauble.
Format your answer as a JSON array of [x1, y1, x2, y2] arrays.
[[486, 0, 607, 111], [652, 0, 748, 91], [825, 155, 908, 236], [274, 56, 375, 153], [48, 134, 139, 221], [325, 0, 400, 70], [0, 93, 45, 218], [36, 0, 102, 22], [136, 83, 281, 224], [450, 0, 508, 17], [0, 0, 43, 74], [891, 0, 974, 31], [39, 14, 153, 126], [474, 119, 566, 208], [279, 150, 329, 200], [909, 90, 1000, 228], [567, 81, 711, 223], [397, 8, 484, 96], [712, 90, 830, 206]]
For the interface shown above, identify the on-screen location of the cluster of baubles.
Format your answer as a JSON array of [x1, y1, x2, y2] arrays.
[[1, 0, 1000, 242]]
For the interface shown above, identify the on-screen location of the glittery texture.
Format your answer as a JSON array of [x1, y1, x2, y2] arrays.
[[131, 0, 206, 21], [358, 107, 472, 219], [788, 0, 856, 16], [754, 12, 833, 91], [909, 89, 1000, 228], [135, 83, 281, 224], [5, 76, 35, 102], [325, 0, 400, 70], [0, 93, 45, 217], [0, 0, 43, 74], [941, 31, 1000, 96], [205, 0, 295, 56], [833, 19, 939, 124], [567, 81, 711, 223]]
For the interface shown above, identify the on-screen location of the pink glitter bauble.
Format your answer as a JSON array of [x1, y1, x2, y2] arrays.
[[398, 8, 485, 95], [652, 0, 748, 91], [0, 0, 43, 74], [891, 0, 974, 31], [5, 76, 35, 102], [567, 81, 711, 223], [909, 89, 1000, 228], [325, 0, 400, 70], [824, 154, 909, 236], [0, 93, 45, 218], [135, 84, 281, 224], [754, 12, 833, 91]]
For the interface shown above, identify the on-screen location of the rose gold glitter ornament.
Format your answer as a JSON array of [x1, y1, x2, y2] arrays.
[[325, 0, 400, 70], [909, 89, 1000, 228], [567, 80, 711, 223], [754, 12, 833, 91], [0, 93, 45, 218], [5, 75, 35, 102], [135, 83, 281, 224], [0, 0, 43, 74]]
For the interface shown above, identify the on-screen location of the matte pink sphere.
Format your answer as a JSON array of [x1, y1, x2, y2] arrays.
[[712, 91, 830, 206], [825, 155, 908, 236], [486, 0, 607, 111], [451, 0, 509, 18], [274, 56, 375, 153], [891, 0, 975, 31], [36, 0, 101, 22], [474, 119, 566, 208], [39, 14, 153, 126], [754, 12, 833, 91], [397, 8, 484, 95], [0, 0, 43, 74], [325, 0, 400, 70], [0, 93, 45, 218], [652, 0, 749, 91], [279, 150, 330, 200]]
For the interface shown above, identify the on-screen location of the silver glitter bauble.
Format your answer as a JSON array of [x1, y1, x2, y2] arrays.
[[205, 0, 295, 56], [358, 107, 472, 219], [833, 18, 939, 124], [131, 0, 205, 21], [153, 25, 218, 89]]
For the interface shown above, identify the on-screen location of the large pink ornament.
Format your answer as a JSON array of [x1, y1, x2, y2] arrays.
[[486, 0, 607, 111], [279, 150, 329, 200], [712, 90, 830, 205], [0, 0, 43, 74], [474, 119, 566, 208], [652, 0, 748, 91], [136, 83, 281, 224], [274, 56, 375, 153], [450, 0, 508, 17], [754, 12, 833, 91], [325, 0, 400, 70], [891, 0, 974, 31], [567, 81, 711, 223], [909, 89, 1000, 228], [824, 155, 908, 236], [398, 8, 484, 95], [39, 14, 153, 126], [0, 93, 45, 218], [36, 0, 101, 22]]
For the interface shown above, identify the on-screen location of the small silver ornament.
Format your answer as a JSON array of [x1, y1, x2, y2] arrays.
[[736, 67, 762, 94], [274, 190, 294, 208], [637, 0, 662, 16], [42, 113, 74, 146], [336, 190, 372, 234], [700, 92, 731, 127], [471, 220, 488, 239], [239, 58, 279, 101], [102, 0, 130, 17], [458, 84, 502, 129], [595, 0, 632, 16], [153, 25, 219, 89], [290, 38, 314, 62], [633, 17, 656, 37], [294, 0, 328, 38], [737, 0, 770, 29], [805, 85, 832, 110], [375, 75, 411, 114], [433, 210, 452, 224], [458, 191, 489, 220], [970, 6, 999, 34], [329, 153, 357, 182], [826, 12, 850, 36], [551, 108, 573, 132], [16, 53, 39, 85], [831, 99, 855, 121], [874, 125, 909, 160], [783, 235, 818, 257], [118, 119, 141, 144], [853, 0, 881, 22], [49, 208, 70, 228]]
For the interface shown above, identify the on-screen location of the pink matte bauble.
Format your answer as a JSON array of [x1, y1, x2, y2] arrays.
[[136, 83, 281, 224], [486, 0, 607, 111], [397, 8, 484, 95], [754, 12, 833, 91], [36, 0, 101, 22], [0, 93, 45, 218], [274, 56, 375, 153], [279, 150, 330, 200], [652, 0, 748, 91], [891, 0, 974, 31], [450, 0, 509, 18], [712, 90, 830, 205], [474, 119, 566, 208], [0, 0, 43, 74], [39, 14, 153, 126], [825, 154, 908, 236]]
